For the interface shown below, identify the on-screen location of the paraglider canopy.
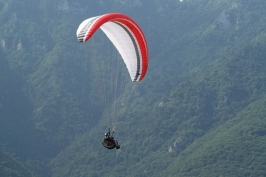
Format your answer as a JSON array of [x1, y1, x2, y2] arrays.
[[76, 13, 148, 82]]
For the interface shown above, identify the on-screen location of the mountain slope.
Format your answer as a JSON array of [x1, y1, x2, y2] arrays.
[[48, 1, 266, 176], [164, 96, 266, 177], [0, 150, 38, 177], [1, 0, 266, 177]]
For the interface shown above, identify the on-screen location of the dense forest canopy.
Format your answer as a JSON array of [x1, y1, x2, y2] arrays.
[[1, 0, 266, 176]]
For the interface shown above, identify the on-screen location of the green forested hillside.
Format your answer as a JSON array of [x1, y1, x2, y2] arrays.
[[0, 150, 37, 177], [165, 96, 266, 177], [1, 0, 266, 177]]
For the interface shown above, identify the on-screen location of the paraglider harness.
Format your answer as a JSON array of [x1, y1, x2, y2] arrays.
[[102, 129, 118, 149]]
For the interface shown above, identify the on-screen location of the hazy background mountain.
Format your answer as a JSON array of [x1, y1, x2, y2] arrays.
[[1, 0, 266, 176]]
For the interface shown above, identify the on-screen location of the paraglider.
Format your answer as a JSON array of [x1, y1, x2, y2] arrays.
[[76, 13, 148, 150], [102, 129, 120, 149]]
